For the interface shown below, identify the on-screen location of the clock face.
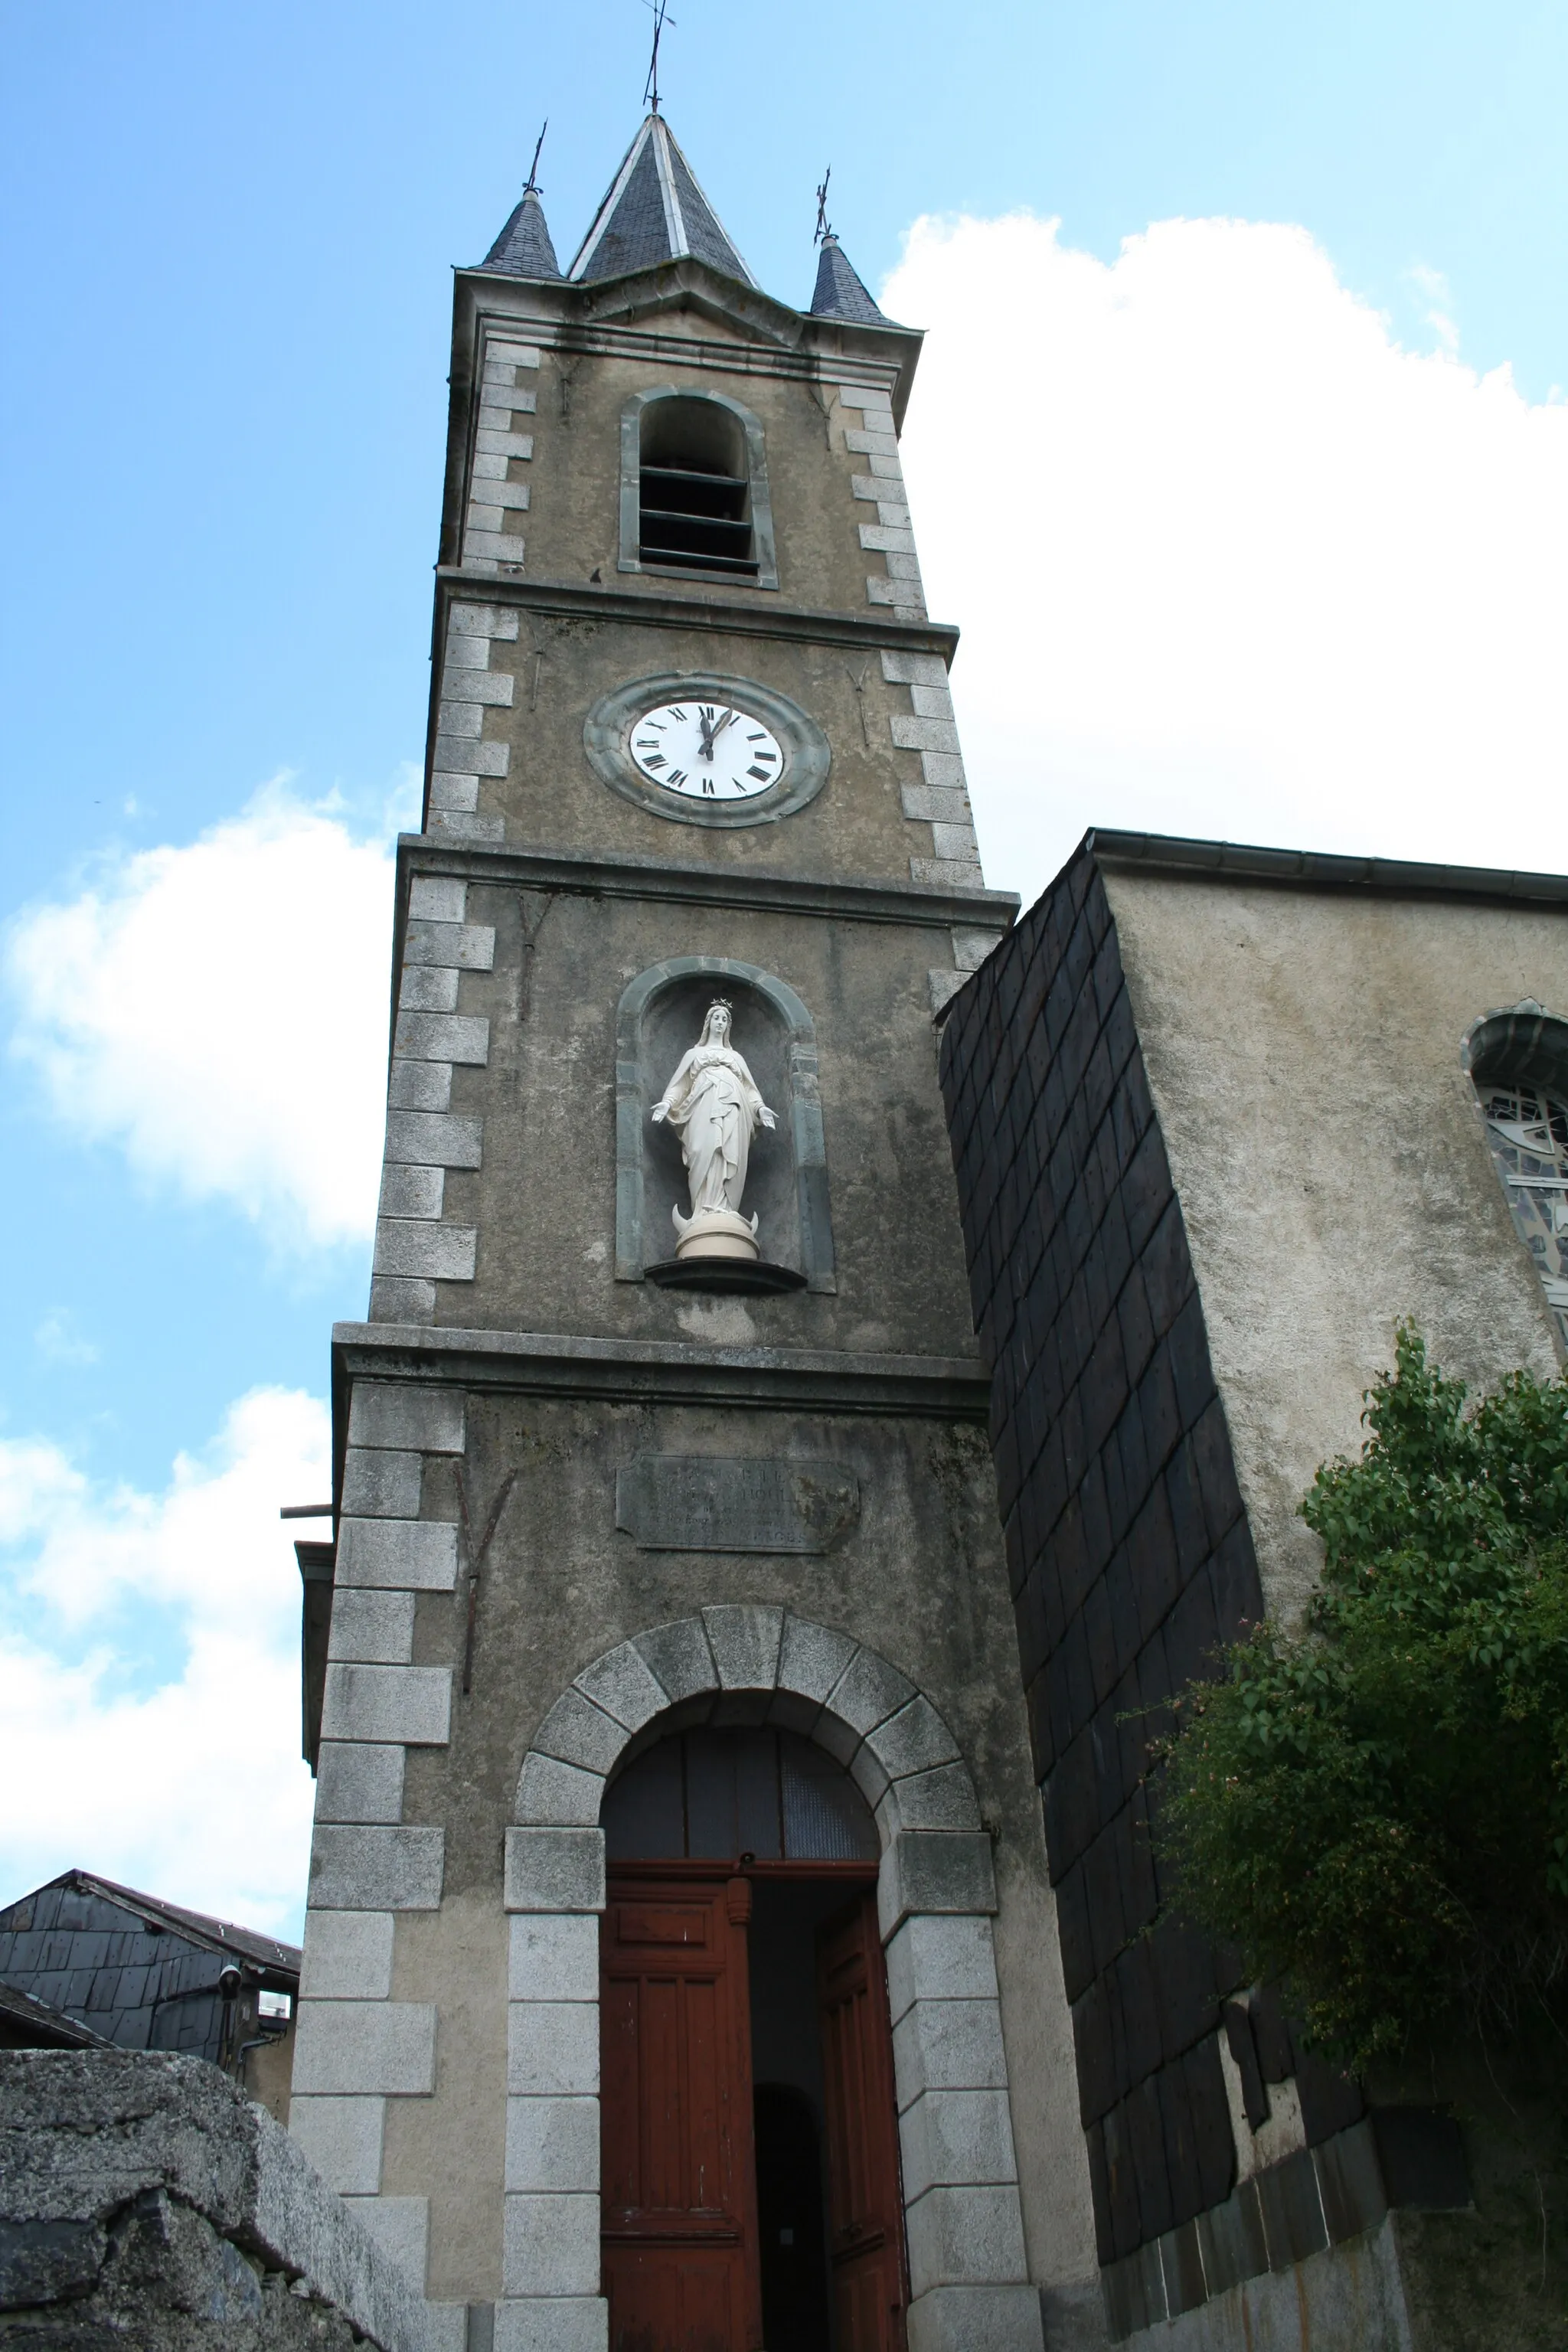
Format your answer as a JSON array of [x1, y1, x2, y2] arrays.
[[583, 672, 829, 829], [629, 700, 785, 802]]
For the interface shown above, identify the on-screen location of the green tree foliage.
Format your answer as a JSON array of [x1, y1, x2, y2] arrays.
[[1158, 1326, 1568, 2073]]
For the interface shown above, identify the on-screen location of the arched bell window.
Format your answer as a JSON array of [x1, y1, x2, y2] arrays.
[[619, 387, 778, 590], [1465, 1001, 1568, 1349]]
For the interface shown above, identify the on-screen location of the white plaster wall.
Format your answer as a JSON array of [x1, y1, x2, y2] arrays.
[[1104, 873, 1567, 1626]]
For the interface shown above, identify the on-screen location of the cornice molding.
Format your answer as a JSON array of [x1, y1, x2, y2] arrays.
[[1088, 828, 1568, 909], [453, 260, 920, 414], [433, 570, 960, 663], [393, 833, 1021, 933], [331, 1322, 991, 1442]]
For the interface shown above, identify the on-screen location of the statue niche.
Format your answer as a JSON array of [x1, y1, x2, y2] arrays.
[[617, 962, 829, 1295], [652, 1000, 776, 1264]]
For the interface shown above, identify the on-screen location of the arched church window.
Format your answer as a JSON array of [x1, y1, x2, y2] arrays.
[[602, 1726, 877, 1862], [619, 388, 779, 590], [1466, 1002, 1568, 1349]]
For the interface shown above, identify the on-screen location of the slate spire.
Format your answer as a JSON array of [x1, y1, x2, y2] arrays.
[[569, 114, 754, 288], [481, 185, 563, 281], [809, 232, 887, 325]]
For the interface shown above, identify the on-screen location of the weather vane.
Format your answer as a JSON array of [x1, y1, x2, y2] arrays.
[[524, 120, 547, 194], [643, 0, 675, 114], [814, 166, 833, 246]]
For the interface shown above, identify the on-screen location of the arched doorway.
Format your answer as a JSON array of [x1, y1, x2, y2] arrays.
[[501, 1609, 1038, 2352], [599, 1727, 907, 2352]]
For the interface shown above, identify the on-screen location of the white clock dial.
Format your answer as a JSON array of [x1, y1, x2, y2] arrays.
[[628, 700, 784, 802]]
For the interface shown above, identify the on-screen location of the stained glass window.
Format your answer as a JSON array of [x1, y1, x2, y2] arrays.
[[1480, 1078, 1568, 1350]]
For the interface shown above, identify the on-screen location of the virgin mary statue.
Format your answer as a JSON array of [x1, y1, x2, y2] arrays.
[[651, 1001, 776, 1259]]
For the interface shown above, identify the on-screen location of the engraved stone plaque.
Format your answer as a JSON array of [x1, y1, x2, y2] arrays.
[[616, 1455, 859, 1553]]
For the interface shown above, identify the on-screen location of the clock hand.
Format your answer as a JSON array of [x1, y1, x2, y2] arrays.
[[696, 707, 716, 762], [709, 707, 739, 743]]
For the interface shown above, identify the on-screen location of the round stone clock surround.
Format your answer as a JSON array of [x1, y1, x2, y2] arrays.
[[583, 671, 831, 828]]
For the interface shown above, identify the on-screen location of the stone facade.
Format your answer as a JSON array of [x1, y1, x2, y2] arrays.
[[289, 128, 1105, 2352]]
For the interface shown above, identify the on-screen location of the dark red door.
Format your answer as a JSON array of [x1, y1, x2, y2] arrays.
[[816, 1893, 909, 2352], [601, 1876, 763, 2352]]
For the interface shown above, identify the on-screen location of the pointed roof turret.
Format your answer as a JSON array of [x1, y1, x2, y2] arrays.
[[481, 185, 563, 280], [569, 115, 754, 288], [810, 232, 887, 325]]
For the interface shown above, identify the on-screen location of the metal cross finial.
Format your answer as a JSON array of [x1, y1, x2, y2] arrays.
[[524, 119, 548, 194], [814, 165, 833, 246], [642, 0, 675, 113]]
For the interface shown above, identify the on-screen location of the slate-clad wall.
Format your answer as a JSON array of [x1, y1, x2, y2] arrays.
[[0, 1884, 236, 2059], [937, 841, 1267, 2270]]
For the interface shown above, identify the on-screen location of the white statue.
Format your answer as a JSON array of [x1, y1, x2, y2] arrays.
[[651, 1001, 777, 1260]]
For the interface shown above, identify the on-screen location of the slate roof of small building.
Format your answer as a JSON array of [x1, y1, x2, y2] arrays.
[[0, 1870, 300, 1977], [569, 113, 754, 288], [0, 1976, 110, 2049], [0, 1871, 299, 2058], [481, 186, 563, 281], [809, 234, 887, 325]]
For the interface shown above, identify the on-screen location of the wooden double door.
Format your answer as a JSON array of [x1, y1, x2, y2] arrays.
[[601, 1867, 907, 2352]]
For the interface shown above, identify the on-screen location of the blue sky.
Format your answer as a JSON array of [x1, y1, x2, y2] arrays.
[[3, 0, 1566, 1930]]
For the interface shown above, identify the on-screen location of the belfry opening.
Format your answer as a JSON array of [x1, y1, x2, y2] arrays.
[[600, 1730, 907, 2352]]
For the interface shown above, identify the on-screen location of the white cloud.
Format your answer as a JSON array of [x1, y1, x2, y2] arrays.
[[0, 1389, 325, 1938], [1407, 261, 1460, 359], [34, 1312, 100, 1367], [6, 779, 405, 1250], [886, 214, 1568, 909]]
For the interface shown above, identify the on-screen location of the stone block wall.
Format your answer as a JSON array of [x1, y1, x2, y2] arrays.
[[0, 2049, 431, 2350]]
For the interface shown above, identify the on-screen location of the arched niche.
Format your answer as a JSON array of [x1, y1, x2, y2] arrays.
[[615, 956, 836, 1290]]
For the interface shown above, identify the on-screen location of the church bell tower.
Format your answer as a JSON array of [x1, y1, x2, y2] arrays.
[[288, 112, 1081, 2352]]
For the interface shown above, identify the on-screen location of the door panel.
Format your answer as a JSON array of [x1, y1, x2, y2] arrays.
[[817, 1893, 909, 2352], [603, 1876, 762, 2352]]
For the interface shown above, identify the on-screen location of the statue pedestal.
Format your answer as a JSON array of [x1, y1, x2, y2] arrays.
[[652, 1202, 805, 1291], [672, 1207, 760, 1263], [645, 1256, 808, 1294]]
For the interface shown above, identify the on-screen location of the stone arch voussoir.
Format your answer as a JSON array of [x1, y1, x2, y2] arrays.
[[511, 1606, 991, 1937]]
